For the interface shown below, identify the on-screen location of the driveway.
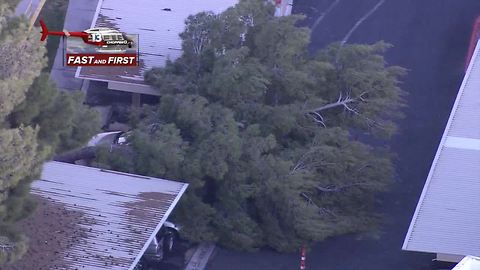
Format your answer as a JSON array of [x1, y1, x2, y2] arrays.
[[15, 0, 43, 17], [49, 0, 99, 91]]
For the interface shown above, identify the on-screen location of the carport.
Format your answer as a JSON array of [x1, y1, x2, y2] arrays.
[[403, 39, 480, 263], [6, 161, 188, 270]]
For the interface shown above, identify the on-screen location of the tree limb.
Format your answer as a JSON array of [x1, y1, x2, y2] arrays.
[[306, 111, 326, 127], [290, 147, 324, 174], [317, 182, 373, 193], [310, 92, 357, 113], [305, 90, 382, 128], [300, 192, 337, 217], [0, 244, 15, 251], [53, 146, 96, 163]]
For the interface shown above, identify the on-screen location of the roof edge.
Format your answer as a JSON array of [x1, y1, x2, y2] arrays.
[[45, 161, 187, 184], [402, 38, 480, 251], [128, 183, 188, 270], [74, 0, 103, 80], [91, 0, 104, 29]]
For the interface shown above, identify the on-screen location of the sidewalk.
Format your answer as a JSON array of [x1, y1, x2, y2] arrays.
[[184, 243, 216, 270], [15, 0, 46, 26]]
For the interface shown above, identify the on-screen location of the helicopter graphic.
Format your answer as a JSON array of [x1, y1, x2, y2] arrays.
[[39, 19, 134, 49]]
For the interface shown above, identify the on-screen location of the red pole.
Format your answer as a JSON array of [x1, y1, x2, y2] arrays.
[[465, 16, 480, 72], [300, 246, 306, 270]]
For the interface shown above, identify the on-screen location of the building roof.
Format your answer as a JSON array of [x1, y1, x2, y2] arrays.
[[26, 161, 188, 270], [76, 0, 238, 95], [453, 256, 480, 270], [402, 40, 480, 257]]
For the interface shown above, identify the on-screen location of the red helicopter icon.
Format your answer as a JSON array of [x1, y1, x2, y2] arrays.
[[39, 19, 134, 48]]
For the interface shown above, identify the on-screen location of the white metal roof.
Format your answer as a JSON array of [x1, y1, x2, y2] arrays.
[[29, 161, 188, 270], [453, 256, 480, 270], [77, 0, 238, 89], [402, 40, 480, 256]]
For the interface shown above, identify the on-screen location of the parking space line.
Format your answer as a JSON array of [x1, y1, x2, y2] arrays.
[[311, 0, 341, 32], [341, 0, 386, 45]]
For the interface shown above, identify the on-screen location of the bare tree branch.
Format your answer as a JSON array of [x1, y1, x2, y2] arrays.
[[306, 111, 326, 127], [0, 244, 14, 251], [311, 92, 357, 113], [300, 192, 337, 217], [290, 138, 345, 175], [0, 236, 15, 252], [304, 89, 385, 129], [305, 91, 357, 126], [316, 182, 373, 193]]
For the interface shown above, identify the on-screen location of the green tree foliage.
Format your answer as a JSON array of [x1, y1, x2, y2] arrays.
[[97, 0, 406, 251], [0, 3, 100, 264], [0, 7, 45, 120], [10, 73, 101, 156], [0, 7, 45, 263], [0, 5, 45, 263]]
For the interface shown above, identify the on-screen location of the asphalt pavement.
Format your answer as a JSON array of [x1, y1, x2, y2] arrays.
[[49, 0, 99, 91], [208, 1, 480, 270]]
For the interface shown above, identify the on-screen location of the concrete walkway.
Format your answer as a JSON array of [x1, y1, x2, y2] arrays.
[[184, 243, 216, 270], [15, 0, 46, 26], [49, 0, 99, 91]]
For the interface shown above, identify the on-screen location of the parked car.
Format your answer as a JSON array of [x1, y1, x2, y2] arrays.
[[87, 131, 123, 147], [134, 221, 180, 270], [87, 130, 132, 147], [89, 123, 161, 148], [114, 130, 133, 145]]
